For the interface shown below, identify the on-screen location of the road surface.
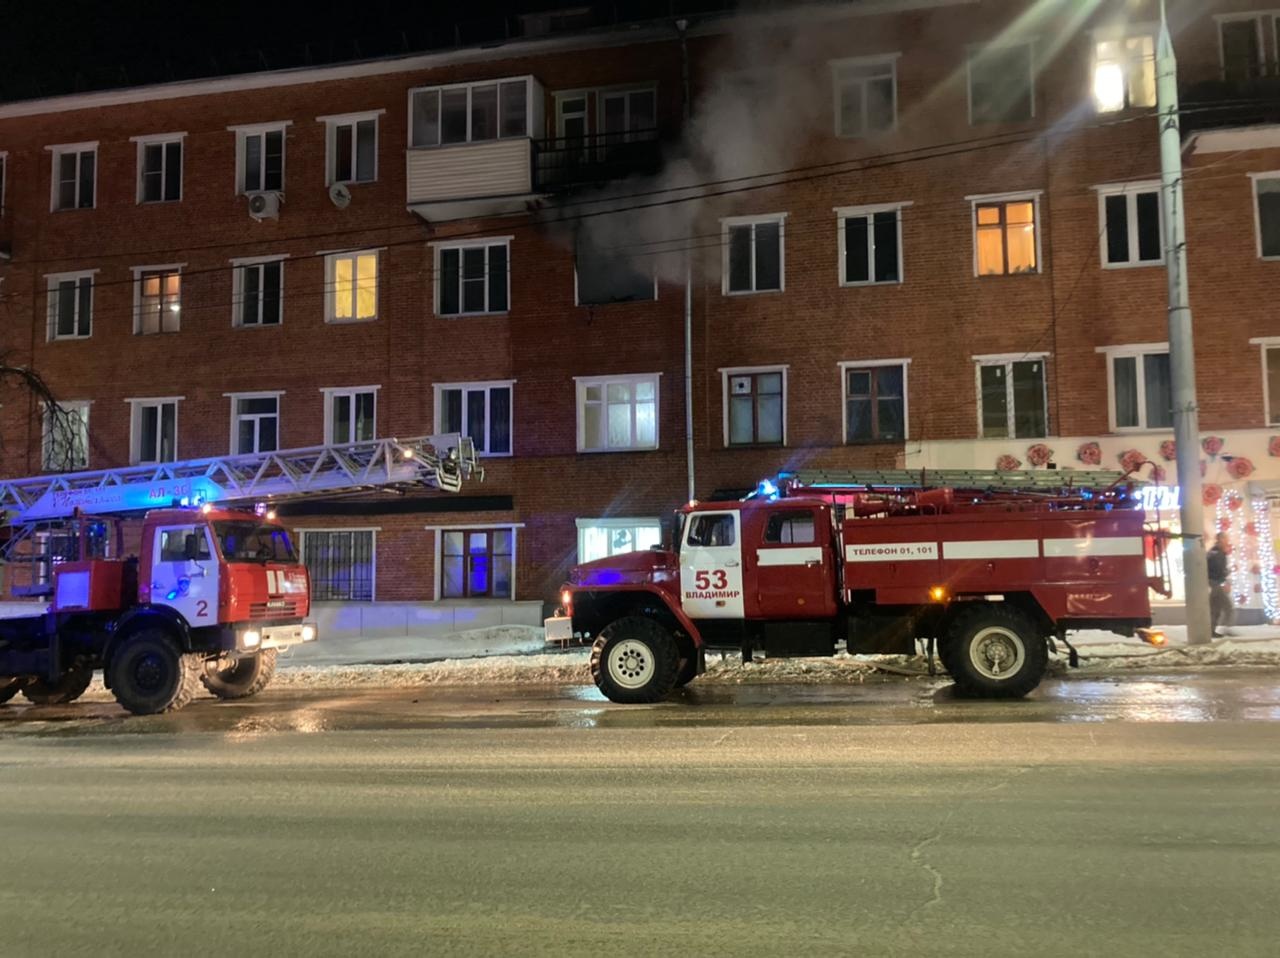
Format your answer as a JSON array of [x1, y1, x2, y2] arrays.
[[2, 671, 1279, 956]]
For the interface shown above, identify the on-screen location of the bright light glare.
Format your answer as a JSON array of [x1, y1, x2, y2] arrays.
[[1094, 62, 1125, 113]]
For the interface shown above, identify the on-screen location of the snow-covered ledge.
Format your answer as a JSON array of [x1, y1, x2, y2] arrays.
[[310, 600, 545, 642]]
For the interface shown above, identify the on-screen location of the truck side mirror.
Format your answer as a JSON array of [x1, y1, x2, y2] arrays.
[[184, 534, 202, 562]]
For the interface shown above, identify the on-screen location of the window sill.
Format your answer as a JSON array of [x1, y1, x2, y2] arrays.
[[234, 322, 283, 330], [726, 442, 786, 450], [49, 334, 93, 342], [844, 437, 907, 446], [324, 317, 379, 325], [975, 270, 1042, 278], [722, 288, 784, 297], [576, 446, 660, 455], [329, 178, 377, 187], [138, 198, 182, 206], [840, 279, 903, 289], [52, 206, 97, 213], [1110, 427, 1174, 435], [439, 311, 510, 319], [1102, 260, 1164, 271]]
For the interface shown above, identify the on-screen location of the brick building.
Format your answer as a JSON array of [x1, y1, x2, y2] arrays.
[[2, 0, 1280, 634]]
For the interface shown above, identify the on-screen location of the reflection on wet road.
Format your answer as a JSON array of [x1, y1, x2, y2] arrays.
[[3, 669, 1280, 737]]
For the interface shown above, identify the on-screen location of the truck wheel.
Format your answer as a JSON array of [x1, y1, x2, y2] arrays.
[[201, 649, 277, 700], [0, 677, 25, 705], [21, 664, 94, 705], [942, 605, 1047, 699], [590, 616, 680, 704], [106, 629, 202, 715]]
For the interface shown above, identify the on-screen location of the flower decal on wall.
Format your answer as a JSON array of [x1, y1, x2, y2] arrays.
[[1026, 443, 1054, 467], [1077, 442, 1102, 466], [996, 454, 1022, 472], [1159, 439, 1177, 462], [1118, 449, 1147, 474], [1269, 436, 1280, 458], [1202, 436, 1225, 457], [1203, 484, 1223, 506], [1227, 457, 1256, 480]]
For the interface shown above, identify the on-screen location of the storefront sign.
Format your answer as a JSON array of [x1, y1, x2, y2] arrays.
[[1140, 486, 1181, 512]]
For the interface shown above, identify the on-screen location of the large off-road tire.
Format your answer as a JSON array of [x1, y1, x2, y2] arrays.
[[105, 629, 203, 715], [0, 677, 25, 705], [590, 616, 680, 704], [21, 663, 94, 705], [941, 604, 1047, 699], [201, 649, 277, 700], [673, 645, 704, 689]]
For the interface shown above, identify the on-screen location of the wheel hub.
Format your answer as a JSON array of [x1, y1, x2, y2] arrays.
[[133, 653, 167, 693], [969, 627, 1026, 680], [608, 638, 654, 690]]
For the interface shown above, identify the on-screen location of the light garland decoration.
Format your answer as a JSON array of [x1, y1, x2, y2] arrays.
[[1253, 497, 1279, 623]]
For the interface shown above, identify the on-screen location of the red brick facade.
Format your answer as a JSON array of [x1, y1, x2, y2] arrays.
[[1, 1, 1278, 612]]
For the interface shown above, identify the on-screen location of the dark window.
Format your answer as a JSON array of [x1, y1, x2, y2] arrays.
[[764, 511, 816, 544], [141, 140, 182, 202], [330, 391, 376, 444], [1105, 190, 1161, 265], [160, 527, 211, 563], [843, 210, 901, 284], [687, 514, 735, 548], [234, 397, 279, 455], [969, 43, 1034, 124], [845, 365, 905, 442], [728, 371, 784, 446], [440, 385, 511, 455], [1257, 179, 1280, 257], [51, 276, 92, 338], [439, 243, 509, 315], [55, 149, 95, 209], [238, 261, 282, 326], [576, 232, 654, 304], [1113, 352, 1171, 429], [442, 529, 513, 598], [980, 361, 1047, 439], [334, 119, 376, 183], [138, 402, 177, 463], [726, 220, 783, 293], [243, 130, 283, 192], [1222, 18, 1262, 84], [1268, 349, 1280, 425], [214, 522, 296, 563], [302, 530, 373, 601]]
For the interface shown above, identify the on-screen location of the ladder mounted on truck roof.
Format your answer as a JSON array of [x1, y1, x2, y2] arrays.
[[775, 468, 1144, 496], [0, 433, 482, 527]]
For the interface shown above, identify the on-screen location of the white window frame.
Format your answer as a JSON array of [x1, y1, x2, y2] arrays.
[[972, 352, 1051, 439], [126, 396, 183, 464], [575, 517, 664, 563], [830, 54, 900, 138], [130, 132, 185, 204], [574, 373, 661, 453], [720, 364, 789, 447], [721, 213, 787, 295], [835, 202, 911, 287], [321, 385, 380, 446], [46, 141, 98, 212], [230, 254, 287, 327], [433, 380, 514, 457], [323, 248, 380, 323], [228, 121, 290, 195], [432, 236, 512, 316], [318, 110, 383, 185], [1095, 180, 1164, 268], [598, 86, 659, 140], [1091, 25, 1157, 113], [967, 190, 1044, 277], [42, 400, 91, 472], [1215, 12, 1274, 80], [428, 523, 523, 601], [131, 263, 185, 334], [408, 76, 534, 148], [838, 358, 911, 443], [967, 39, 1037, 125], [1249, 170, 1280, 259], [0, 150, 8, 216], [1250, 336, 1280, 425], [226, 391, 284, 456], [45, 269, 97, 341], [298, 527, 378, 602], [1095, 342, 1171, 433]]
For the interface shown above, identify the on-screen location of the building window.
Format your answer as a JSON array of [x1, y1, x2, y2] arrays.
[[233, 257, 284, 327], [301, 529, 374, 601], [576, 374, 658, 452], [51, 144, 96, 210], [46, 272, 94, 340], [1093, 34, 1156, 112], [436, 240, 509, 315], [325, 113, 379, 184], [838, 204, 905, 285], [723, 215, 785, 294], [1252, 173, 1280, 258], [725, 368, 785, 447], [410, 78, 529, 148], [1220, 15, 1269, 84], [0, 152, 7, 214], [843, 362, 907, 443], [325, 250, 378, 323], [235, 125, 286, 193], [577, 518, 662, 563], [1104, 346, 1172, 431], [1099, 183, 1163, 267], [436, 382, 512, 456], [832, 56, 897, 137], [325, 387, 377, 445], [42, 402, 90, 472], [130, 399, 179, 464], [575, 232, 655, 304], [972, 194, 1040, 276], [976, 357, 1048, 439], [441, 528, 514, 599], [230, 394, 280, 454], [969, 41, 1035, 124], [134, 267, 182, 334], [136, 135, 183, 203], [1262, 343, 1280, 426]]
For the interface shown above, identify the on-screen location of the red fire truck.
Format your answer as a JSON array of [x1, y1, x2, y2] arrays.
[[545, 468, 1168, 703], [0, 434, 479, 714]]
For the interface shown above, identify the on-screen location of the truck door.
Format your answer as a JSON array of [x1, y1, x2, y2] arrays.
[[150, 524, 219, 628], [680, 510, 745, 618], [754, 506, 836, 619]]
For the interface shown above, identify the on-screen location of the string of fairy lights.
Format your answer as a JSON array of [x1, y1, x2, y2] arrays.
[[1213, 489, 1280, 623]]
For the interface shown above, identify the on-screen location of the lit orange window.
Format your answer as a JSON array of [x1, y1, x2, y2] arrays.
[[975, 200, 1038, 276]]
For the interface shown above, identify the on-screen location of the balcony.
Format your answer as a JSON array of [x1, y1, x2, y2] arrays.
[[532, 128, 664, 193], [406, 138, 537, 222], [1182, 62, 1280, 139]]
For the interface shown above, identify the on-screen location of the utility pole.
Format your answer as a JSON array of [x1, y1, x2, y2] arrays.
[[1158, 0, 1211, 645]]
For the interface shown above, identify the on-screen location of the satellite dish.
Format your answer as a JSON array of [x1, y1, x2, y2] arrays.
[[329, 182, 352, 209]]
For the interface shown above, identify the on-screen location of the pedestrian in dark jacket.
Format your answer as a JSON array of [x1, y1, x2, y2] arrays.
[[1207, 533, 1233, 638]]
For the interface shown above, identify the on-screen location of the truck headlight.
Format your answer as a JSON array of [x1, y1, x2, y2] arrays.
[[301, 624, 317, 642], [242, 630, 261, 649]]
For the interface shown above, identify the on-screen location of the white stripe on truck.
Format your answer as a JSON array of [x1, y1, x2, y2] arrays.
[[757, 547, 825, 567], [1043, 536, 1144, 558], [941, 539, 1040, 560]]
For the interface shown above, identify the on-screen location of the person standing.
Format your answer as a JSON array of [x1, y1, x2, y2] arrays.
[[1207, 532, 1233, 638]]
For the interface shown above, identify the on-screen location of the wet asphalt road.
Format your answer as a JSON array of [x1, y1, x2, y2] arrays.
[[2, 671, 1280, 956]]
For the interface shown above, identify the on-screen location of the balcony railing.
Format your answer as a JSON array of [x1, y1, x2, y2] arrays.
[[1181, 60, 1280, 137], [533, 128, 664, 192]]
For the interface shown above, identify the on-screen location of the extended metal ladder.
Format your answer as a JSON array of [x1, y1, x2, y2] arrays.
[[778, 468, 1139, 495]]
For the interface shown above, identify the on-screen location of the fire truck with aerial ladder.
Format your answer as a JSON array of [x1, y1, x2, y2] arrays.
[[0, 434, 480, 714], [546, 467, 1170, 703]]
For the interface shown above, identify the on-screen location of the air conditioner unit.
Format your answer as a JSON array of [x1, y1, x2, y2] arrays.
[[248, 191, 282, 221]]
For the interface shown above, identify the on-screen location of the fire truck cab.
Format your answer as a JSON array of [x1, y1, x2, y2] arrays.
[[548, 469, 1167, 704]]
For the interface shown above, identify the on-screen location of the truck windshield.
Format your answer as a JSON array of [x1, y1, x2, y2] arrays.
[[213, 522, 297, 563]]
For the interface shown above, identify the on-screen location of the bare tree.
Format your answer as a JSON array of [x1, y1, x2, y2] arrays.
[[0, 357, 91, 474]]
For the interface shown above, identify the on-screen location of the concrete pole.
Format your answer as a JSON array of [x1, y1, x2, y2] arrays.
[[678, 18, 696, 503], [1158, 1, 1212, 645]]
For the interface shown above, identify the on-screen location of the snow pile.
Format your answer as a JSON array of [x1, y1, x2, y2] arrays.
[[1059, 637, 1280, 673]]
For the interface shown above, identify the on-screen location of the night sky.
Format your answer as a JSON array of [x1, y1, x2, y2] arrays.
[[0, 0, 736, 102]]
